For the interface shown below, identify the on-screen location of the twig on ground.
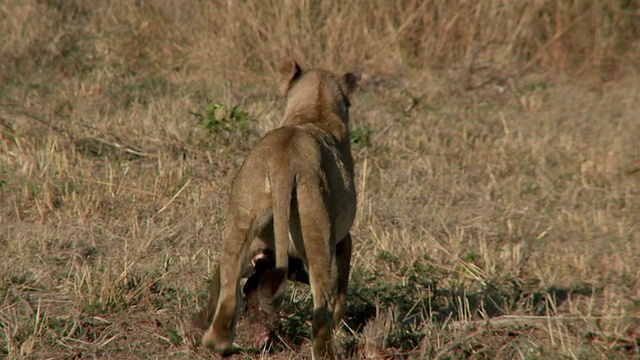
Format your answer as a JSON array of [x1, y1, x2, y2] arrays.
[[14, 111, 158, 159]]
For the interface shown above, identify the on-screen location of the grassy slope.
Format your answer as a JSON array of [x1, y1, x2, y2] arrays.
[[1, 1, 639, 359]]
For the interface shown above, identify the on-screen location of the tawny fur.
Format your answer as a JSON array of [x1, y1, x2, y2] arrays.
[[198, 57, 359, 359]]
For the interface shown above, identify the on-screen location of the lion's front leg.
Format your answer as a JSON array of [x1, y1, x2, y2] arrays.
[[202, 219, 251, 355]]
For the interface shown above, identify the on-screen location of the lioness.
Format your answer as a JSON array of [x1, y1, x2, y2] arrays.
[[198, 57, 359, 359]]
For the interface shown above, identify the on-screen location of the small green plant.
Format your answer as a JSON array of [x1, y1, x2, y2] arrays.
[[385, 325, 425, 352], [523, 81, 547, 93], [191, 102, 253, 135], [350, 123, 372, 149], [82, 300, 110, 316], [165, 324, 183, 346], [190, 101, 256, 147]]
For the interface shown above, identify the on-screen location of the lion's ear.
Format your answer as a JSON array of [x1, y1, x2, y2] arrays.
[[278, 57, 302, 97], [340, 71, 361, 99]]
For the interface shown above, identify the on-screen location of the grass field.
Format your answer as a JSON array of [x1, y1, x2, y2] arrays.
[[1, 1, 640, 359]]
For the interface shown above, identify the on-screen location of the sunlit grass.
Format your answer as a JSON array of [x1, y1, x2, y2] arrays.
[[1, 1, 639, 358]]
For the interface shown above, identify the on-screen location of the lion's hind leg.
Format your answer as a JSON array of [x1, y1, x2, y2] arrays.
[[297, 184, 339, 359], [334, 233, 352, 329]]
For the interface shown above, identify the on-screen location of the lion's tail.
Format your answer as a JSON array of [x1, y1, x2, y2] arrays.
[[271, 154, 294, 275]]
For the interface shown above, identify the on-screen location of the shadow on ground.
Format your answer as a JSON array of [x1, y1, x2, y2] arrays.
[[222, 272, 600, 358]]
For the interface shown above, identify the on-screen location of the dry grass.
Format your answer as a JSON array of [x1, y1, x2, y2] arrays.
[[1, 1, 640, 359]]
